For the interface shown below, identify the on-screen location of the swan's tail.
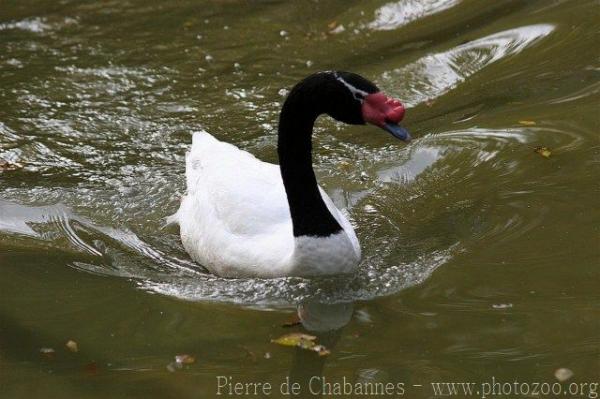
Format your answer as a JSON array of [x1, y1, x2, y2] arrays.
[[166, 130, 215, 228]]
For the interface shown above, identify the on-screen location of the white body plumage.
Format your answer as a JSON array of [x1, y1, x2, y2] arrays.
[[171, 131, 361, 278]]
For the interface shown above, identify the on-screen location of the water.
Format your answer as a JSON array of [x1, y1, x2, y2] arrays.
[[1, 1, 598, 398]]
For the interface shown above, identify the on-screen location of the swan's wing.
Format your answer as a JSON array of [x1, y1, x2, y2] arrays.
[[320, 188, 361, 259], [184, 131, 291, 234], [176, 131, 294, 276]]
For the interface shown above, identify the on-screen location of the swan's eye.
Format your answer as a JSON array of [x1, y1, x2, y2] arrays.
[[333, 73, 369, 103]]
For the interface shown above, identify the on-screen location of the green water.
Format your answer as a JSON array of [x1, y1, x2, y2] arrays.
[[1, 1, 598, 398]]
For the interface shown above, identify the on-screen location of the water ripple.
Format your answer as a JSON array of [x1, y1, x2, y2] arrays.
[[382, 24, 555, 106], [0, 199, 456, 306], [367, 0, 461, 31], [0, 18, 50, 34]]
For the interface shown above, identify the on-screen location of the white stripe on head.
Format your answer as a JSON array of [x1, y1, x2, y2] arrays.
[[333, 72, 369, 101]]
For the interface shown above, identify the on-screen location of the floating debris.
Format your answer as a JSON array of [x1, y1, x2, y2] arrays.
[[271, 333, 330, 356], [65, 340, 79, 352], [492, 303, 513, 309], [554, 368, 574, 382], [519, 120, 536, 126], [312, 345, 331, 356], [264, 352, 271, 359], [175, 354, 196, 365], [338, 161, 352, 172], [534, 146, 552, 158], [39, 347, 55, 358], [167, 354, 196, 372], [0, 159, 23, 172], [272, 332, 316, 346]]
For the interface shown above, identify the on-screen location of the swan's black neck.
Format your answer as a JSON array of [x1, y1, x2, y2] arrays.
[[277, 72, 370, 237]]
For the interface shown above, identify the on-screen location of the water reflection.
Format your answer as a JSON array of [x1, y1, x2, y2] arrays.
[[297, 301, 354, 332], [288, 301, 353, 398], [286, 301, 405, 397]]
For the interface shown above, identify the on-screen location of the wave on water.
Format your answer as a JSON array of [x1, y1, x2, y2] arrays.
[[0, 198, 457, 307], [367, 0, 461, 31], [0, 18, 561, 308], [381, 24, 555, 106]]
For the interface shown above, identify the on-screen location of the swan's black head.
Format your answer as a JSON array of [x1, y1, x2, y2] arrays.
[[279, 71, 411, 238], [295, 71, 411, 141], [323, 71, 379, 124]]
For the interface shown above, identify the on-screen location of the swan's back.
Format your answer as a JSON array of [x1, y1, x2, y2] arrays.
[[176, 131, 295, 277], [174, 131, 360, 278]]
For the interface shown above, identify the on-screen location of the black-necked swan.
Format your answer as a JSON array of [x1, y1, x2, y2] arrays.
[[171, 71, 410, 278]]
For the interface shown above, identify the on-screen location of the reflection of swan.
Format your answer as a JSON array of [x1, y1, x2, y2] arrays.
[[297, 301, 353, 332], [288, 301, 354, 398]]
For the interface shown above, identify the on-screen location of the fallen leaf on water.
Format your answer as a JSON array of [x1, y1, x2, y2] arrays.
[[554, 368, 574, 382], [338, 160, 352, 172], [519, 120, 536, 126], [40, 347, 55, 358], [312, 345, 331, 357], [297, 338, 317, 350], [327, 21, 338, 30], [168, 354, 196, 372], [271, 333, 316, 346], [0, 159, 23, 171], [534, 146, 552, 158], [65, 340, 78, 352], [175, 354, 196, 365], [271, 333, 330, 356]]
